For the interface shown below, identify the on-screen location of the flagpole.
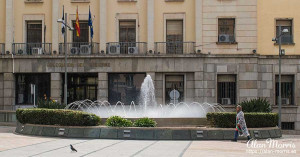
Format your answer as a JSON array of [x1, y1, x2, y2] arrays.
[[64, 13, 68, 106], [89, 6, 93, 54]]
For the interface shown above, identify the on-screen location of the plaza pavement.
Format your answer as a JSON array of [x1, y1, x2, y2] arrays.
[[0, 126, 299, 157]]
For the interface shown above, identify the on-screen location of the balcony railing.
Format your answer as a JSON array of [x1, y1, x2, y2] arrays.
[[12, 43, 52, 55], [155, 42, 195, 54], [59, 42, 99, 55], [0, 43, 4, 55], [106, 42, 147, 55]]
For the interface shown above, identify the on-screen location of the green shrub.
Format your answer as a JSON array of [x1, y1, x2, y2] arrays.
[[206, 112, 278, 128], [37, 98, 66, 109], [134, 118, 157, 127], [239, 98, 272, 113], [16, 108, 101, 126], [105, 116, 133, 127]]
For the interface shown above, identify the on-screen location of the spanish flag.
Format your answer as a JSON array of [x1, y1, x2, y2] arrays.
[[75, 7, 80, 37]]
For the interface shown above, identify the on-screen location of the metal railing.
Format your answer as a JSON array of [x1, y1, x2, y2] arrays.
[[0, 110, 16, 123], [59, 42, 100, 55], [0, 43, 5, 55], [155, 42, 195, 54], [12, 43, 52, 55], [106, 42, 147, 55]]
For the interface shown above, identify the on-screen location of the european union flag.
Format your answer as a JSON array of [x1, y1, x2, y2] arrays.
[[88, 6, 94, 39]]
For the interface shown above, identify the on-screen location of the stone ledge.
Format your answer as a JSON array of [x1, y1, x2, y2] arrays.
[[15, 123, 282, 140]]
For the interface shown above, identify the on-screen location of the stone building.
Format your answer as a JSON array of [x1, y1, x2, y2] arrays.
[[0, 0, 300, 133]]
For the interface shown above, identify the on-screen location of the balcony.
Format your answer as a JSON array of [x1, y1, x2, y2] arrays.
[[0, 43, 4, 55], [59, 42, 100, 55], [155, 42, 195, 54], [106, 42, 147, 55], [12, 43, 52, 55]]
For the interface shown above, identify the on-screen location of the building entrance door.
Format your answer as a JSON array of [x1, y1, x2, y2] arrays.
[[165, 75, 184, 104]]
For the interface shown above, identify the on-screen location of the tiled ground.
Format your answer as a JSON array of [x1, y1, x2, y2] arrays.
[[0, 126, 299, 157]]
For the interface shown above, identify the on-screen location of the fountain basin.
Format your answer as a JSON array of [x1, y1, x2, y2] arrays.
[[101, 118, 207, 127], [15, 122, 282, 140]]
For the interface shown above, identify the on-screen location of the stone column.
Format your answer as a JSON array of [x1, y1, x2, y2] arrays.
[[50, 73, 62, 103], [203, 64, 216, 103], [155, 73, 163, 105], [52, 0, 60, 54], [195, 0, 203, 50], [194, 72, 203, 103], [98, 73, 108, 101], [147, 0, 155, 51], [5, 0, 14, 53], [3, 73, 15, 110], [0, 74, 4, 110], [100, 0, 107, 53]]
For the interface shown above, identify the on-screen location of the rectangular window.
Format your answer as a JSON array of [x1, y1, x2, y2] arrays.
[[276, 20, 293, 44], [63, 73, 98, 103], [276, 75, 294, 105], [166, 20, 183, 54], [72, 21, 89, 43], [27, 21, 42, 43], [281, 122, 295, 130], [217, 75, 236, 105], [108, 73, 146, 105], [218, 18, 235, 43], [15, 74, 50, 105], [165, 75, 184, 104], [119, 21, 136, 54]]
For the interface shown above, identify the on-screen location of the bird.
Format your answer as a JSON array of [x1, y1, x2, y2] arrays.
[[70, 144, 77, 152]]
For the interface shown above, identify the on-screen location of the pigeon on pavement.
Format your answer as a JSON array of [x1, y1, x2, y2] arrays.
[[70, 144, 77, 152]]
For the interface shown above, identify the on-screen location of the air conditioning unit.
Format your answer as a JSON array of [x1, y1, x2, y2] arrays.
[[219, 34, 230, 43], [128, 47, 138, 54], [32, 47, 43, 55], [282, 98, 290, 105], [70, 47, 79, 55], [108, 45, 120, 54], [17, 49, 25, 55], [221, 98, 231, 105], [80, 45, 91, 55]]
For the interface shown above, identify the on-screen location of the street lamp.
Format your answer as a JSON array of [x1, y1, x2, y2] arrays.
[[272, 26, 289, 129], [57, 13, 74, 106]]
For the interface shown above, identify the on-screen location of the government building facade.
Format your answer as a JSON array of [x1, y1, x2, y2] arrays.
[[0, 0, 300, 133]]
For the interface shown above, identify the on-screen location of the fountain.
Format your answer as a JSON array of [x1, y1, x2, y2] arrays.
[[65, 75, 225, 126]]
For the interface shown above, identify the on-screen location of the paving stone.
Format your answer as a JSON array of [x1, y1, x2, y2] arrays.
[[275, 129, 282, 138], [135, 129, 154, 140], [84, 128, 101, 138], [268, 129, 277, 138], [117, 129, 136, 139], [172, 130, 191, 140], [191, 130, 208, 140], [31, 126, 43, 136], [100, 128, 118, 139], [260, 130, 270, 139], [223, 130, 235, 140], [207, 130, 224, 140], [22, 125, 33, 135], [41, 127, 56, 137], [54, 127, 69, 137], [154, 129, 172, 140], [68, 128, 84, 138]]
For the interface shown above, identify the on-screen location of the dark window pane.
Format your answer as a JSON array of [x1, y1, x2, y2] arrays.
[[108, 73, 146, 105], [73, 21, 89, 43], [217, 75, 236, 105], [276, 20, 293, 44], [218, 19, 235, 42], [62, 73, 98, 103], [166, 20, 183, 54], [27, 21, 42, 43], [165, 75, 184, 104], [275, 75, 294, 105], [119, 21, 136, 54], [16, 74, 50, 105]]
